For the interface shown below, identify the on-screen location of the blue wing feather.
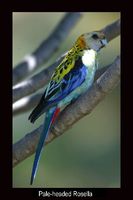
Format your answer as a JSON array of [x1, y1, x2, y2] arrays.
[[48, 58, 87, 103], [49, 66, 87, 103]]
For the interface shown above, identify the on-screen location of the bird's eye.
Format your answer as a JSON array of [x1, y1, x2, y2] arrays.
[[92, 34, 99, 39]]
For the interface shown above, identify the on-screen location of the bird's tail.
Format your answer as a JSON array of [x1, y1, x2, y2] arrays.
[[30, 106, 60, 185]]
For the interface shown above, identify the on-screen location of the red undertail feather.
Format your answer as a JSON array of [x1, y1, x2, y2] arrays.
[[51, 108, 60, 124]]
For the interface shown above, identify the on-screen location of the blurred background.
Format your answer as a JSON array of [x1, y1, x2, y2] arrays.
[[13, 12, 120, 188]]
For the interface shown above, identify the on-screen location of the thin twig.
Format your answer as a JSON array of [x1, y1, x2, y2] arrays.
[[13, 56, 120, 167], [13, 65, 110, 116], [13, 19, 120, 103], [13, 13, 82, 86]]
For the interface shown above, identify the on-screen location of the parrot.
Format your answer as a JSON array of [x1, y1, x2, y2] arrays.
[[28, 31, 107, 185]]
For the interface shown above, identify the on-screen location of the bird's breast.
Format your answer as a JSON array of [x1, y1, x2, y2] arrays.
[[82, 49, 96, 70]]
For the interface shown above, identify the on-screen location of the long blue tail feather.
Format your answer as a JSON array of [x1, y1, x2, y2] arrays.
[[30, 106, 57, 185]]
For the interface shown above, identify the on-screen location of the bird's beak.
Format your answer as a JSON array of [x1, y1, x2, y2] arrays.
[[101, 38, 107, 47]]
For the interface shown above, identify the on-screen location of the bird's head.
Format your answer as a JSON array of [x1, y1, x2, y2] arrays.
[[76, 31, 107, 52]]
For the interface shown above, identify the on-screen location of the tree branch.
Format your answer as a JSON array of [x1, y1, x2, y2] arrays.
[[13, 13, 82, 86], [13, 54, 65, 103], [13, 19, 120, 103], [101, 19, 120, 42], [13, 93, 42, 116], [13, 56, 120, 167]]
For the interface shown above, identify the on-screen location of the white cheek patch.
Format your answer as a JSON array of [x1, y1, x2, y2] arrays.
[[82, 49, 96, 67], [24, 54, 37, 71]]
